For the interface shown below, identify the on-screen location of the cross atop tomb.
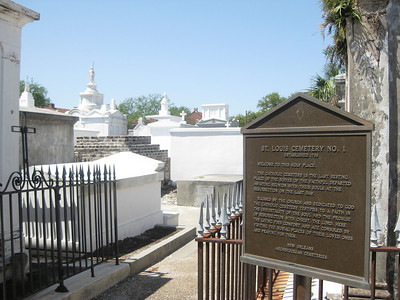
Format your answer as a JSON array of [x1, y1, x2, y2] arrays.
[[180, 110, 187, 121]]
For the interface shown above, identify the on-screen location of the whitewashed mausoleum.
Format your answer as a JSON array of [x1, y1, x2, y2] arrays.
[[197, 103, 231, 127], [131, 97, 242, 182], [68, 67, 127, 138], [132, 93, 182, 153]]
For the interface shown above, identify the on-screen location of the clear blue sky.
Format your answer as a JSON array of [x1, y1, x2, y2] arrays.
[[17, 0, 330, 116]]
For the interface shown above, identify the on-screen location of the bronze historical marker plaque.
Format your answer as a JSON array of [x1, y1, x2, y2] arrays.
[[241, 93, 373, 288]]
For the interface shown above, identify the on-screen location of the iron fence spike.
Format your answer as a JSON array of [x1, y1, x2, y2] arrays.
[[210, 194, 216, 230], [55, 166, 60, 184], [235, 182, 240, 213], [371, 203, 381, 231], [227, 187, 231, 219], [238, 182, 243, 213], [62, 165, 67, 183], [222, 193, 228, 223], [197, 202, 204, 237], [220, 198, 229, 239], [204, 196, 210, 234], [216, 193, 221, 226], [394, 213, 400, 247], [104, 165, 108, 180], [231, 185, 236, 217], [370, 204, 381, 247]]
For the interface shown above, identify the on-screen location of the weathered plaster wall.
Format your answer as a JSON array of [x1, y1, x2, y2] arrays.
[[386, 0, 400, 292], [0, 2, 38, 184], [348, 0, 390, 245], [20, 108, 78, 166], [387, 0, 400, 245], [347, 0, 400, 285], [170, 127, 243, 181]]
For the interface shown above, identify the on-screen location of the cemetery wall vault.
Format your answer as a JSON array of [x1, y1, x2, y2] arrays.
[[241, 93, 373, 288], [0, 0, 39, 183]]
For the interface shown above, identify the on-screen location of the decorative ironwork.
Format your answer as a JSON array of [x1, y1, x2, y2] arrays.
[[0, 127, 118, 300]]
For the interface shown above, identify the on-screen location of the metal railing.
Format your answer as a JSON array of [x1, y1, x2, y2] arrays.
[[196, 182, 245, 299], [343, 247, 399, 300], [0, 164, 119, 299], [197, 216, 243, 300], [197, 185, 399, 299]]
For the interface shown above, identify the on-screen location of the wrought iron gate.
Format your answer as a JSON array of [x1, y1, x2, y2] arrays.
[[0, 164, 119, 299]]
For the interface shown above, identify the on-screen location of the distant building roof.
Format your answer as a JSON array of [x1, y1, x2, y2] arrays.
[[40, 103, 70, 114], [187, 108, 202, 125]]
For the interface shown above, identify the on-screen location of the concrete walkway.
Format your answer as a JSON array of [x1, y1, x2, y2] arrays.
[[94, 239, 198, 300], [93, 204, 200, 300]]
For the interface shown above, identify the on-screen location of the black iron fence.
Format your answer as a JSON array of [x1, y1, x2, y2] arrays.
[[197, 183, 399, 299], [0, 164, 119, 299]]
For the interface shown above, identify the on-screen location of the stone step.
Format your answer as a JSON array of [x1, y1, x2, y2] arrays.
[[348, 286, 391, 299]]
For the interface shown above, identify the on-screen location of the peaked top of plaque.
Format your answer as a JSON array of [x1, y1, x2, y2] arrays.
[[241, 93, 373, 134]]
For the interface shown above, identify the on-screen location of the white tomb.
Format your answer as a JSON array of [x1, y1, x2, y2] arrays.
[[133, 93, 182, 153], [196, 103, 238, 127], [201, 103, 229, 121], [68, 67, 127, 138], [132, 99, 239, 156], [19, 82, 35, 108], [34, 152, 164, 241]]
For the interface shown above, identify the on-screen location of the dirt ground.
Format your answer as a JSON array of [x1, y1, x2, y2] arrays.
[[116, 226, 179, 261]]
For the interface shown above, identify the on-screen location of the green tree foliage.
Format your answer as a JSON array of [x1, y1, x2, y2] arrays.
[[169, 105, 191, 119], [235, 111, 263, 127], [308, 74, 335, 102], [233, 92, 288, 127], [308, 63, 340, 104], [118, 94, 163, 128], [320, 0, 361, 69], [19, 79, 51, 107], [119, 94, 162, 119], [256, 92, 287, 113]]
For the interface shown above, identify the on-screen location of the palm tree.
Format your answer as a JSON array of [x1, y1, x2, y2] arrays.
[[319, 0, 361, 69], [308, 63, 340, 104]]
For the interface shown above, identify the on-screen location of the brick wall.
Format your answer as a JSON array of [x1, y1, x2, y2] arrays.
[[74, 136, 170, 180]]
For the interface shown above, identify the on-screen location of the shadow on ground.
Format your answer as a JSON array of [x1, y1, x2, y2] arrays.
[[92, 270, 172, 300]]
